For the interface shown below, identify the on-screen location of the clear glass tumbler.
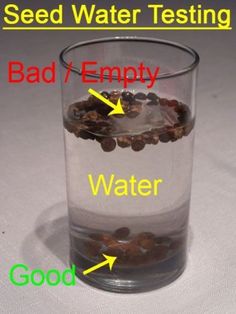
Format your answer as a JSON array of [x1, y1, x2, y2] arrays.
[[59, 37, 199, 293]]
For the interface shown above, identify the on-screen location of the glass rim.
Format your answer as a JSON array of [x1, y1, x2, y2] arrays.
[[59, 36, 200, 80]]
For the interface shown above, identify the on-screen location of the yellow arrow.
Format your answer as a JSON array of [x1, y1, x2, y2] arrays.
[[83, 254, 117, 276], [88, 88, 125, 116]]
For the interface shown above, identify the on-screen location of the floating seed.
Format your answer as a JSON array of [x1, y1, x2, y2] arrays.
[[134, 92, 147, 100], [100, 137, 116, 152], [101, 91, 110, 99], [131, 137, 145, 152], [159, 132, 171, 143], [121, 91, 134, 102], [117, 136, 132, 148], [147, 92, 158, 101]]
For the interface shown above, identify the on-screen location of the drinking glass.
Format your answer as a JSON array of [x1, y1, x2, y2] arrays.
[[59, 37, 199, 293]]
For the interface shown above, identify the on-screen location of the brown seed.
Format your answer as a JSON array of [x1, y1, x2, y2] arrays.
[[105, 246, 124, 259], [127, 102, 142, 118], [168, 99, 179, 108], [85, 240, 102, 257], [134, 92, 147, 100], [117, 136, 132, 148], [113, 227, 130, 239], [110, 90, 121, 104], [150, 130, 159, 145], [147, 92, 158, 101], [159, 132, 171, 143], [101, 234, 116, 246], [142, 131, 152, 144], [125, 243, 142, 257], [131, 137, 145, 152], [136, 232, 155, 245], [174, 126, 184, 139], [100, 137, 116, 152], [139, 238, 155, 250], [82, 111, 103, 122]]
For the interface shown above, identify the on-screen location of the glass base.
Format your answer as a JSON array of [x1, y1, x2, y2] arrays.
[[70, 249, 186, 293]]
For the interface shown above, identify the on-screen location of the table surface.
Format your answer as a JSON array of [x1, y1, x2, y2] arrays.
[[1, 3, 236, 313]]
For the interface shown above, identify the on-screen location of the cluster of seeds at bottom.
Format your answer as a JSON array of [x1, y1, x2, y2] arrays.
[[83, 227, 185, 266]]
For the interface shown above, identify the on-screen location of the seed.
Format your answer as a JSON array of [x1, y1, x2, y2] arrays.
[[68, 104, 82, 120], [105, 246, 124, 259], [82, 111, 102, 121], [127, 102, 142, 118], [147, 92, 158, 101], [159, 132, 171, 143], [168, 99, 179, 108], [101, 91, 110, 99], [136, 232, 155, 241], [151, 130, 159, 145], [113, 227, 130, 239], [174, 126, 184, 139], [110, 90, 121, 103], [134, 92, 147, 100], [142, 131, 154, 144], [100, 137, 116, 152], [131, 137, 145, 152], [176, 104, 191, 124], [139, 238, 155, 250], [117, 136, 132, 148], [121, 91, 134, 102]]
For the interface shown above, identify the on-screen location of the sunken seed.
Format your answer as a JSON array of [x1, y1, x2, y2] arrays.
[[139, 238, 155, 250], [113, 227, 130, 239], [100, 137, 116, 152]]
